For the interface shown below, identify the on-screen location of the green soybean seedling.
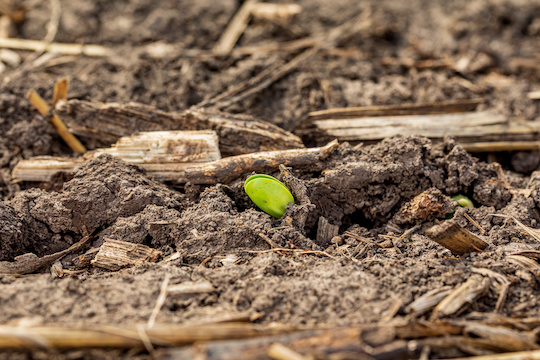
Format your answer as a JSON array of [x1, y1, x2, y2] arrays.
[[446, 194, 474, 218], [244, 174, 294, 218], [452, 195, 474, 209]]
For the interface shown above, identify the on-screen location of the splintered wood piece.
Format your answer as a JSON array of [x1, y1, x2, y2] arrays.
[[27, 89, 87, 153], [185, 140, 338, 184], [54, 100, 304, 155], [306, 111, 506, 139], [425, 221, 488, 255], [91, 239, 162, 271], [183, 108, 303, 155], [316, 217, 339, 245], [300, 108, 540, 148], [12, 130, 221, 182], [11, 156, 83, 182], [93, 130, 221, 164], [308, 99, 483, 120], [431, 275, 491, 319]]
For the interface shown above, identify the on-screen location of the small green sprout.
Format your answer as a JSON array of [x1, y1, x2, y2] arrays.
[[452, 195, 474, 209], [244, 174, 294, 218]]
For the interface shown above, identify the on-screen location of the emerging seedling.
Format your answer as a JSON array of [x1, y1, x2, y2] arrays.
[[452, 195, 474, 209], [244, 174, 294, 218], [446, 194, 474, 218]]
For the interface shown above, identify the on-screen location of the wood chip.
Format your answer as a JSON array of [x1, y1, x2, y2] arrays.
[[91, 239, 162, 271], [425, 221, 488, 255]]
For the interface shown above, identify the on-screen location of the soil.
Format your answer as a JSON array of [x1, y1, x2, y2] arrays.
[[0, 0, 540, 359]]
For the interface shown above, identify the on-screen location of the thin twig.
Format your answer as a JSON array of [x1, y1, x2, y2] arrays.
[[136, 324, 155, 354], [147, 274, 171, 329], [43, 0, 61, 44], [401, 224, 421, 239], [248, 249, 335, 259], [213, 0, 257, 55], [344, 231, 377, 245], [21, 0, 61, 67], [463, 213, 485, 234], [27, 89, 87, 153], [259, 233, 279, 249], [0, 38, 111, 56]]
